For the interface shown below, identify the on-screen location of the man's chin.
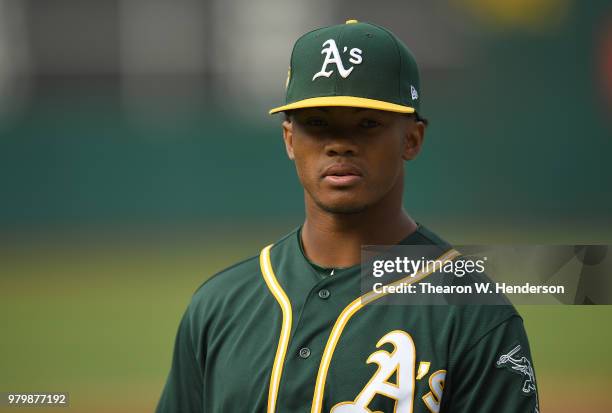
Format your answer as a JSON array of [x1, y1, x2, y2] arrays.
[[315, 199, 370, 215]]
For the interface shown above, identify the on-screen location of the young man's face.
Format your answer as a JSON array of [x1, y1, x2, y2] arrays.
[[282, 107, 424, 214]]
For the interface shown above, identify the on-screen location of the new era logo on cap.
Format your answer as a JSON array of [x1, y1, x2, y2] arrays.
[[270, 19, 421, 115]]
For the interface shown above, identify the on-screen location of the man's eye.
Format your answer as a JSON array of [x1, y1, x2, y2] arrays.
[[360, 119, 381, 128], [306, 118, 328, 127]]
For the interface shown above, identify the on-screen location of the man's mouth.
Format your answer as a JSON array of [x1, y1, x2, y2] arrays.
[[321, 163, 364, 187]]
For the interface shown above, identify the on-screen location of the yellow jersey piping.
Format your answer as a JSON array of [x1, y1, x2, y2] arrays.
[[260, 244, 293, 413]]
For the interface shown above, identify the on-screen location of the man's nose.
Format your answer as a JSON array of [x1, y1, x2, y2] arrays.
[[325, 136, 358, 157]]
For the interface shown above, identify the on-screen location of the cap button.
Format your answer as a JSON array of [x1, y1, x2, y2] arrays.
[[345, 19, 358, 24]]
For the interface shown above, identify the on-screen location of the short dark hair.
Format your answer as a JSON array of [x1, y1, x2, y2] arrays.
[[413, 112, 429, 126], [283, 110, 429, 126]]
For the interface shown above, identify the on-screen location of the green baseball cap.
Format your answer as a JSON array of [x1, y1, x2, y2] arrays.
[[269, 19, 421, 115]]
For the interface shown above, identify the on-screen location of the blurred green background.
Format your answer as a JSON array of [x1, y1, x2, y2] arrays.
[[1, 0, 611, 412]]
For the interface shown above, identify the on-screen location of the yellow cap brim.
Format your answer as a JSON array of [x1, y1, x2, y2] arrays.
[[268, 96, 415, 115]]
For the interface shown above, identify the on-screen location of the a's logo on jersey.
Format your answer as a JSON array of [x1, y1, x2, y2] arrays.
[[330, 330, 416, 413], [312, 39, 363, 81], [496, 344, 540, 412]]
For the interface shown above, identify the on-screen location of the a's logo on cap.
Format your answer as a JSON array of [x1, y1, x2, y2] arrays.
[[312, 39, 363, 81]]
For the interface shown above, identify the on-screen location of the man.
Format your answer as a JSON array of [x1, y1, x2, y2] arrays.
[[156, 20, 539, 412]]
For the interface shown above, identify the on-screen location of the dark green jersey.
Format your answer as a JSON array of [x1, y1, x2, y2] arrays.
[[156, 225, 539, 413]]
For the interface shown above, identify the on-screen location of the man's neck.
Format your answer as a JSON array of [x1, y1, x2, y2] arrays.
[[300, 199, 417, 268]]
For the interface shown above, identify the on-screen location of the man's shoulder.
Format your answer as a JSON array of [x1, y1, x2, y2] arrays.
[[411, 224, 453, 250], [410, 224, 521, 337], [195, 254, 260, 295], [189, 227, 299, 304]]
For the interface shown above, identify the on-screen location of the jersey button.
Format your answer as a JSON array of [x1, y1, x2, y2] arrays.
[[318, 289, 330, 299], [298, 347, 311, 359]]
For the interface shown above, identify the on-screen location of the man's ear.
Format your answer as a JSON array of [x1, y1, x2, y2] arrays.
[[402, 120, 425, 161], [282, 119, 295, 160]]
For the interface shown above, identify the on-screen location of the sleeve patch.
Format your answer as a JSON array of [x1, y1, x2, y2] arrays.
[[495, 343, 537, 395]]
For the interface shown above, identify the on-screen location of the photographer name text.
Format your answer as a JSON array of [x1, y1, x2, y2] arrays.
[[372, 282, 565, 295]]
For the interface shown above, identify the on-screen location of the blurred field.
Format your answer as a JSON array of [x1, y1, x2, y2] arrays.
[[1, 223, 611, 412]]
